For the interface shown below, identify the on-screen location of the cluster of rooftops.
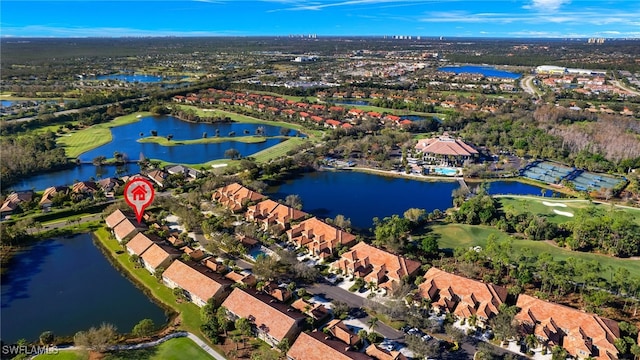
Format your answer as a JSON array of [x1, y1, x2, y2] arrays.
[[103, 181, 629, 360]]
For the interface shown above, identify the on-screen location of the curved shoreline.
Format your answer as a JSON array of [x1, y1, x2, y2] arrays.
[[137, 135, 283, 146]]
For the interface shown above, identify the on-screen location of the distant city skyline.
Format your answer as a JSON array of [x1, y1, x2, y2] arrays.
[[1, 0, 639, 39]]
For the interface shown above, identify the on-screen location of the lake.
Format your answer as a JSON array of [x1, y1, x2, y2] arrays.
[[266, 171, 548, 229], [7, 164, 141, 192], [94, 74, 181, 83], [438, 65, 521, 79], [78, 115, 296, 164], [1, 233, 167, 343]]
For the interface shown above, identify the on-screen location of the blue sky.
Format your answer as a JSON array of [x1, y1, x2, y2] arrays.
[[1, 0, 639, 38]]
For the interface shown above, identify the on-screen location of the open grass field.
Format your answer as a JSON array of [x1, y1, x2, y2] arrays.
[[430, 223, 640, 277], [93, 228, 209, 346], [496, 195, 640, 225], [104, 337, 213, 360], [57, 112, 151, 158], [250, 137, 309, 163]]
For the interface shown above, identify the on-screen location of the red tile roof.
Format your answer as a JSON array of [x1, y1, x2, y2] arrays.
[[140, 243, 180, 271], [126, 232, 155, 256], [221, 288, 305, 343], [418, 267, 507, 320], [365, 344, 407, 360], [333, 242, 421, 290], [288, 331, 372, 360], [415, 135, 478, 157], [105, 209, 133, 228], [112, 218, 147, 241], [213, 183, 266, 212], [246, 199, 308, 229], [287, 217, 356, 258], [163, 260, 231, 306], [326, 319, 361, 346], [515, 294, 620, 360]]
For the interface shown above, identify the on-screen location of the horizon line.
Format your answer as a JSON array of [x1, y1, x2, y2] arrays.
[[2, 35, 639, 40]]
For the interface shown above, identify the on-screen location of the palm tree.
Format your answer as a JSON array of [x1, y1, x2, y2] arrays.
[[367, 317, 379, 332], [525, 334, 538, 351]]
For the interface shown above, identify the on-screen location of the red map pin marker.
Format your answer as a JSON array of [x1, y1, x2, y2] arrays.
[[124, 178, 155, 224]]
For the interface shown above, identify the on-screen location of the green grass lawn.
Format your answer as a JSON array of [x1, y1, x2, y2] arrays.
[[496, 195, 640, 225], [57, 112, 151, 158], [250, 137, 309, 163], [431, 223, 640, 276], [93, 228, 207, 342], [33, 351, 88, 360], [103, 337, 213, 360]]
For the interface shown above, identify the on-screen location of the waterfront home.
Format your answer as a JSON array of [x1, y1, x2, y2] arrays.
[[105, 209, 135, 229], [221, 288, 306, 347], [288, 331, 372, 360], [515, 294, 620, 360], [212, 182, 266, 213], [1, 191, 35, 216], [111, 217, 148, 243], [166, 165, 202, 179], [332, 242, 421, 291], [365, 344, 407, 360], [138, 243, 181, 274], [417, 267, 508, 324], [414, 134, 478, 166], [147, 169, 168, 187], [72, 181, 98, 196], [125, 232, 156, 256], [162, 260, 233, 307], [39, 186, 68, 211], [291, 298, 329, 322], [96, 177, 122, 193], [286, 217, 356, 259], [245, 199, 308, 232]]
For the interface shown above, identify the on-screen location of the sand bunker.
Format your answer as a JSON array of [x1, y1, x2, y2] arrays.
[[542, 201, 567, 208], [553, 209, 574, 217]]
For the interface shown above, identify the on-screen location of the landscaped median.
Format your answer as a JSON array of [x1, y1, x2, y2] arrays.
[[92, 228, 216, 352]]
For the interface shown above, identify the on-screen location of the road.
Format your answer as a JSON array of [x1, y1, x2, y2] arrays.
[[611, 80, 640, 96], [520, 75, 541, 99]]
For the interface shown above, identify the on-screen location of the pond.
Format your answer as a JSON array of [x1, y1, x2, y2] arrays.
[[1, 233, 167, 343], [7, 164, 141, 192], [438, 65, 521, 79], [265, 170, 549, 229], [333, 100, 370, 106], [400, 114, 442, 122], [78, 115, 298, 164]]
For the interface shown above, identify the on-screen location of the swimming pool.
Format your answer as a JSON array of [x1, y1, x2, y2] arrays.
[[433, 167, 458, 176]]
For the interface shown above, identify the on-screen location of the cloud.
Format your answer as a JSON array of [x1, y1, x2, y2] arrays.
[[0, 25, 246, 37], [265, 0, 460, 12], [524, 0, 570, 12]]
